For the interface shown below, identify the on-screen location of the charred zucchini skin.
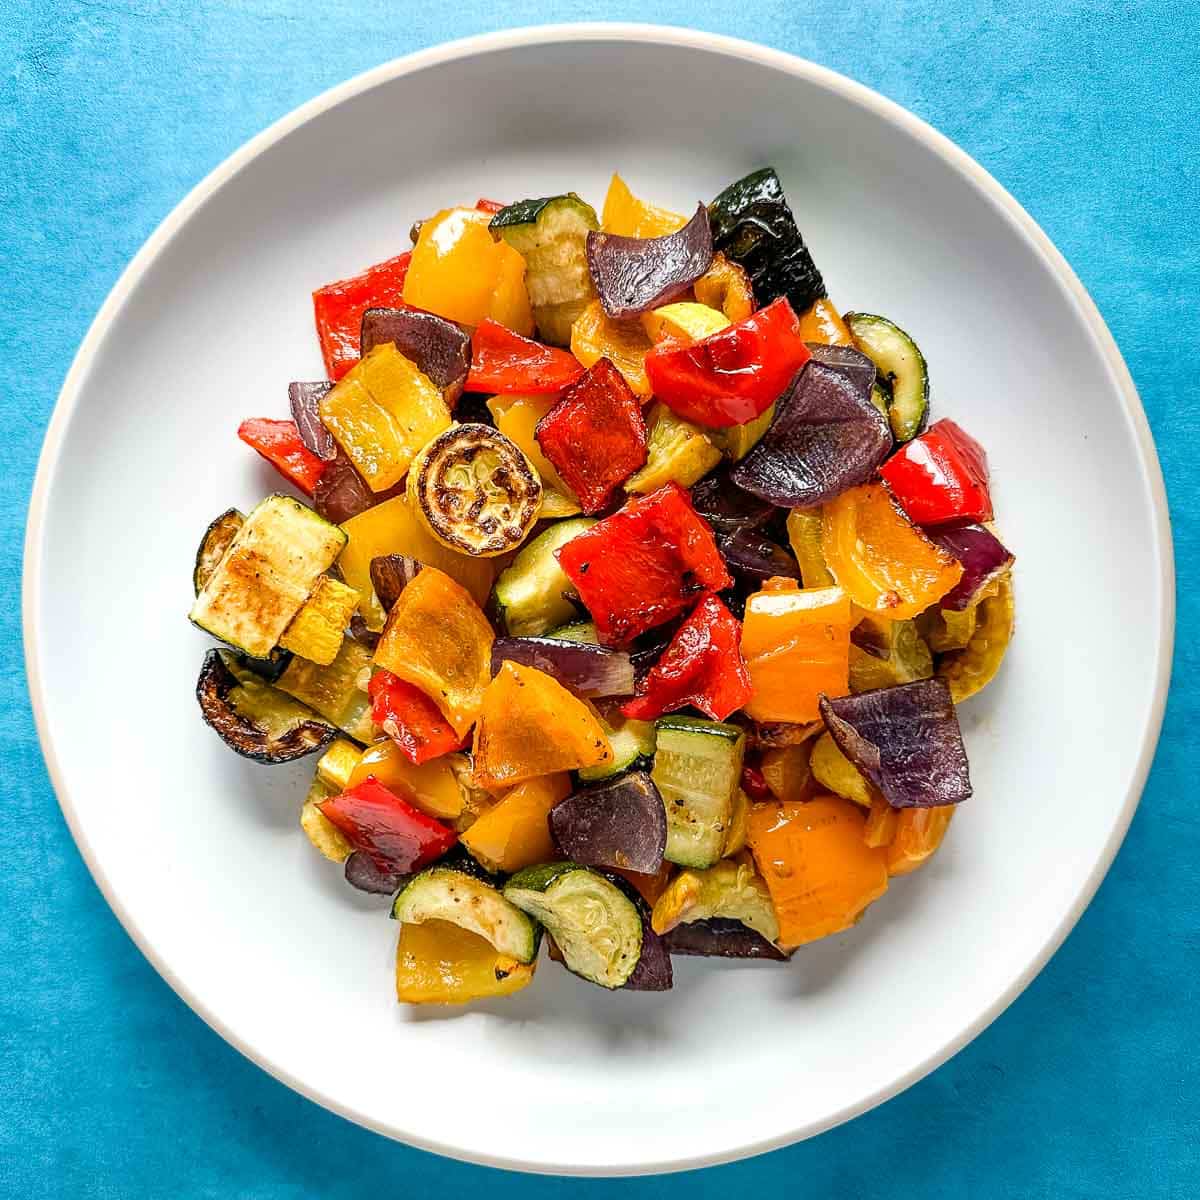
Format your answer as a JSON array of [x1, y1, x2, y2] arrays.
[[193, 508, 244, 595], [196, 648, 336, 764], [708, 167, 826, 315]]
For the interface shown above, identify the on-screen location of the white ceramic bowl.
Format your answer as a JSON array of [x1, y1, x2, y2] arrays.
[[24, 24, 1172, 1176]]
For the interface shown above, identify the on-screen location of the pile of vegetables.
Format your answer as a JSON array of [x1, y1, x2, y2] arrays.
[[190, 170, 1015, 1003]]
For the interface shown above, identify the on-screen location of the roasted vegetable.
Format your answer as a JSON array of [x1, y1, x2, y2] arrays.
[[535, 358, 648, 514], [193, 508, 243, 595], [619, 893, 674, 992], [578, 707, 657, 781], [312, 250, 411, 380], [663, 918, 788, 960], [549, 771, 667, 874], [708, 405, 775, 462], [472, 661, 612, 791], [798, 299, 854, 347], [318, 343, 452, 493], [348, 740, 470, 822], [804, 341, 877, 395], [491, 636, 635, 698], [311, 450, 390, 526], [504, 863, 642, 990], [730, 360, 891, 507], [369, 553, 421, 614], [717, 528, 800, 583], [492, 516, 595, 636], [459, 772, 570, 873], [887, 805, 955, 876], [689, 468, 775, 534], [863, 795, 899, 848], [820, 483, 963, 619], [569, 299, 654, 398], [555, 484, 731, 645], [301, 775, 355, 863], [692, 253, 756, 322], [278, 574, 359, 666], [276, 637, 375, 742], [490, 194, 598, 345], [372, 567, 495, 739], [708, 167, 826, 315], [919, 603, 978, 653], [407, 423, 542, 556], [759, 739, 815, 803], [650, 856, 779, 943], [359, 307, 470, 406], [345, 850, 408, 894], [640, 301, 728, 345], [394, 867, 540, 962], [747, 795, 888, 948], [189, 494, 346, 659], [622, 595, 751, 722], [466, 318, 583, 394], [927, 524, 1014, 611], [586, 204, 713, 319], [600, 173, 687, 238], [848, 616, 934, 692], [288, 381, 336, 460], [741, 581, 851, 724], [784, 508, 835, 588], [316, 738, 363, 792], [485, 392, 581, 517], [809, 730, 874, 807], [880, 418, 992, 529], [369, 669, 465, 764], [624, 403, 722, 495], [937, 574, 1014, 702], [395, 919, 536, 1004], [844, 312, 929, 442], [645, 298, 810, 429], [819, 678, 972, 809], [197, 649, 336, 763]]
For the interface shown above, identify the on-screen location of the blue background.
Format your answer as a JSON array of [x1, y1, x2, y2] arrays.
[[3, 2, 1197, 1196]]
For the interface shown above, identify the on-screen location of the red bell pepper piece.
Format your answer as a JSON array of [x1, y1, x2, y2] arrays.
[[237, 418, 327, 495], [369, 669, 466, 765], [644, 297, 811, 428], [312, 251, 412, 381], [555, 483, 732, 645], [740, 763, 773, 803], [879, 419, 993, 527], [466, 319, 585, 395], [475, 198, 506, 214], [318, 777, 457, 874], [535, 358, 648, 513], [622, 594, 751, 721]]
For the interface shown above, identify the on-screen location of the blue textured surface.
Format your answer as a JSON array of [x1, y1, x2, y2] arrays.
[[3, 3, 1198, 1196]]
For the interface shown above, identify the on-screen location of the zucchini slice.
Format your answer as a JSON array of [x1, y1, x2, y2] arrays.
[[407, 423, 542, 557], [546, 620, 598, 644], [650, 858, 780, 943], [652, 716, 746, 868], [196, 648, 336, 763], [493, 516, 595, 636], [189, 494, 346, 659], [504, 863, 642, 989], [490, 194, 599, 346], [393, 867, 540, 964], [193, 508, 243, 595], [577, 709, 657, 782], [844, 313, 929, 443], [276, 637, 375, 743]]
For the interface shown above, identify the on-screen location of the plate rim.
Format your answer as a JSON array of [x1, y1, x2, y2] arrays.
[[22, 21, 1176, 1176]]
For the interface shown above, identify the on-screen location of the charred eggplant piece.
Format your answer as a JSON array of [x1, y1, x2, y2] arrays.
[[586, 205, 714, 319], [369, 553, 422, 614], [196, 648, 336, 763], [663, 918, 789, 961], [192, 508, 243, 595], [708, 167, 826, 314], [818, 678, 972, 809], [549, 772, 667, 874], [927, 524, 1015, 611], [360, 308, 470, 407], [491, 636, 635, 699], [730, 361, 891, 507], [288, 381, 336, 460]]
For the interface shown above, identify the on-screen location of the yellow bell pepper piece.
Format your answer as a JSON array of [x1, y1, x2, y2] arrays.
[[693, 254, 755, 322], [316, 738, 363, 792], [810, 731, 874, 808], [601, 173, 688, 238], [486, 393, 581, 517], [278, 574, 360, 666], [798, 298, 854, 346], [348, 739, 469, 821], [570, 300, 653, 399], [396, 919, 536, 1004], [460, 772, 571, 873], [640, 301, 729, 344], [487, 241, 536, 336]]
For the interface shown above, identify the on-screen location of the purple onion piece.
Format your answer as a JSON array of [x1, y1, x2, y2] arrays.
[[288, 381, 336, 460], [623, 915, 674, 991], [664, 918, 790, 960], [360, 308, 470, 406], [345, 850, 408, 895], [717, 528, 801, 583], [927, 524, 1015, 611], [689, 467, 777, 533], [586, 205, 714, 319], [804, 342, 877, 395], [549, 772, 666, 875], [491, 636, 635, 698], [347, 613, 379, 651], [819, 679, 972, 809], [730, 361, 892, 507], [629, 620, 680, 683], [313, 451, 402, 525], [370, 554, 422, 614]]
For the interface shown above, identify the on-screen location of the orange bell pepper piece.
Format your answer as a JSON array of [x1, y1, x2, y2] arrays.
[[396, 919, 535, 1004], [747, 795, 889, 949], [348, 740, 468, 821], [472, 662, 612, 792], [797, 298, 854, 346], [459, 772, 571, 873], [886, 805, 955, 876], [740, 581, 851, 723], [600, 173, 688, 238], [821, 483, 963, 619], [372, 567, 494, 739], [570, 299, 654, 399]]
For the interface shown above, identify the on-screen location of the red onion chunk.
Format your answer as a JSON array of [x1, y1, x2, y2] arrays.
[[550, 772, 667, 874], [491, 636, 635, 698], [689, 468, 777, 533], [288, 381, 336, 460], [927, 524, 1015, 611], [819, 679, 972, 809], [664, 918, 789, 960], [370, 554, 422, 614], [717, 528, 801, 583], [730, 361, 892, 507], [804, 342, 877, 394], [586, 205, 714, 319], [360, 307, 470, 406], [313, 452, 404, 525], [623, 912, 674, 990], [344, 851, 407, 895]]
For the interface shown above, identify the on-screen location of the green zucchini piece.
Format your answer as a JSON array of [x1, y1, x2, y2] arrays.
[[504, 863, 642, 989], [708, 167, 826, 315], [490, 194, 599, 346], [652, 716, 746, 868], [493, 517, 596, 636], [844, 313, 929, 443], [276, 637, 375, 743], [547, 620, 599, 644], [189, 494, 346, 659], [577, 710, 657, 782], [393, 867, 540, 963], [652, 859, 780, 943], [193, 508, 244, 595], [196, 648, 336, 764]]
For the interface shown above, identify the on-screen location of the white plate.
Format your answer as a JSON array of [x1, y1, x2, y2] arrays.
[[24, 24, 1172, 1176]]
